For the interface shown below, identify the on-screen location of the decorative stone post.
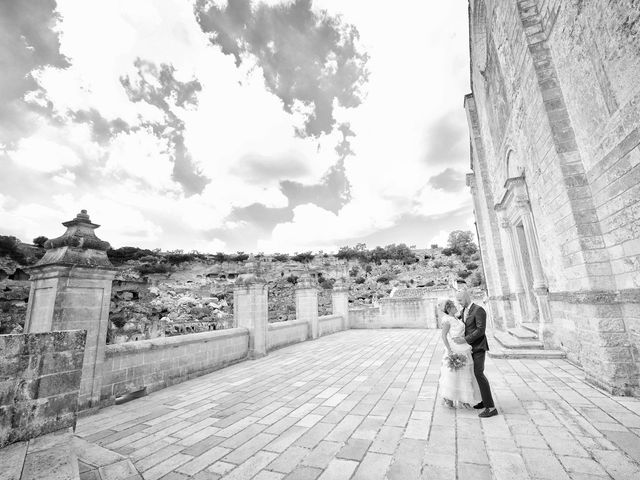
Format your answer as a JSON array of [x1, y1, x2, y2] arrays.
[[295, 271, 318, 339], [331, 277, 349, 330], [24, 210, 117, 410], [233, 262, 268, 358]]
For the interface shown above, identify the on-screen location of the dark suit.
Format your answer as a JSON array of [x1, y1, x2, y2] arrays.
[[463, 303, 494, 408]]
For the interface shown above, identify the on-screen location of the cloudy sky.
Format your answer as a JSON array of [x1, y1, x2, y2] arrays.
[[0, 0, 473, 254]]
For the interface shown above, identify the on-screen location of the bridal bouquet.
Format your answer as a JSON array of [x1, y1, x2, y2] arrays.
[[446, 352, 467, 371]]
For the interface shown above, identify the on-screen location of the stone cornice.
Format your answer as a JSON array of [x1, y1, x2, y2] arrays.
[[494, 175, 527, 211]]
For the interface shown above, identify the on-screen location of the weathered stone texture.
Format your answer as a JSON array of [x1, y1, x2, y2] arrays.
[[100, 328, 249, 404], [0, 330, 86, 448], [466, 0, 640, 395]]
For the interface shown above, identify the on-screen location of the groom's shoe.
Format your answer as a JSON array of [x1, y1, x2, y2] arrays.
[[473, 402, 484, 409], [479, 408, 498, 418]]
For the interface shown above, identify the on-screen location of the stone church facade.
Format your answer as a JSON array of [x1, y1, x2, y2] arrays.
[[464, 0, 639, 396]]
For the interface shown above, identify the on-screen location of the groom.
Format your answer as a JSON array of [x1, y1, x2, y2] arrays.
[[452, 289, 498, 418]]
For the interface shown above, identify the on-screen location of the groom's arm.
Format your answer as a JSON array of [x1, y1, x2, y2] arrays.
[[464, 307, 486, 344]]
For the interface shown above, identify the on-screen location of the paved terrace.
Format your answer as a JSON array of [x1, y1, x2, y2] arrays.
[[75, 330, 640, 480]]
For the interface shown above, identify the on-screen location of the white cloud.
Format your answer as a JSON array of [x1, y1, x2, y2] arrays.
[[9, 137, 82, 173], [2, 0, 474, 253], [430, 230, 449, 248]]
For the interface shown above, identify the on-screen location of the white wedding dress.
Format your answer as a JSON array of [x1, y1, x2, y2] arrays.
[[439, 314, 481, 405]]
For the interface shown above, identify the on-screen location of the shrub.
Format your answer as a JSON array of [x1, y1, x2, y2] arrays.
[[273, 253, 290, 262], [376, 275, 391, 284], [286, 275, 298, 284], [470, 253, 481, 262], [136, 263, 171, 275], [432, 260, 445, 268], [319, 277, 335, 289], [468, 269, 484, 287], [465, 262, 479, 270], [0, 236, 27, 264], [447, 230, 478, 256], [349, 265, 359, 277], [355, 276, 366, 284], [213, 252, 230, 262], [365, 264, 373, 274], [165, 253, 196, 265], [33, 236, 48, 248], [457, 269, 472, 279], [110, 315, 127, 329], [231, 252, 250, 262], [107, 246, 155, 264], [292, 251, 315, 263]]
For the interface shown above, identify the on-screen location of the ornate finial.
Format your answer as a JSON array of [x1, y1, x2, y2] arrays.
[[33, 210, 113, 268]]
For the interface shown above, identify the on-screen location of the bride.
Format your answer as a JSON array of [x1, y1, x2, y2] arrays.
[[439, 299, 481, 407]]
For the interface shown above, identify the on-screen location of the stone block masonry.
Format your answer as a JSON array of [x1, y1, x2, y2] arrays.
[[0, 329, 86, 448], [465, 0, 640, 395], [100, 328, 249, 405], [267, 319, 309, 351]]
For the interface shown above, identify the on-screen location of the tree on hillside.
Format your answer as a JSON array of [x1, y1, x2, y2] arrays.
[[107, 246, 155, 264], [213, 252, 230, 262], [291, 251, 315, 263], [447, 230, 478, 256], [33, 236, 48, 248], [231, 251, 250, 262], [272, 253, 290, 262], [0, 236, 27, 264]]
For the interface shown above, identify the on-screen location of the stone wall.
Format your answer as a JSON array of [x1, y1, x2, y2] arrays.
[[100, 328, 249, 404], [318, 314, 344, 337], [349, 297, 435, 329], [0, 330, 86, 448], [348, 305, 381, 328], [267, 319, 309, 351], [465, 0, 640, 395]]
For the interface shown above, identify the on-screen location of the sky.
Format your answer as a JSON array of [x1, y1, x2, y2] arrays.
[[0, 0, 474, 254]]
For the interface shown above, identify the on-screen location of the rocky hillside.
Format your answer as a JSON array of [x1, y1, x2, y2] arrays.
[[1, 234, 485, 343]]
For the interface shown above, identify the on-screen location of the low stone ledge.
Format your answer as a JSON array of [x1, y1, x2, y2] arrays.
[[100, 328, 250, 405], [318, 314, 344, 337], [104, 327, 249, 356], [268, 319, 308, 330], [267, 319, 309, 351]]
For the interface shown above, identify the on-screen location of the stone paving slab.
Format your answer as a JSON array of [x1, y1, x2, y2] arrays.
[[73, 330, 640, 479]]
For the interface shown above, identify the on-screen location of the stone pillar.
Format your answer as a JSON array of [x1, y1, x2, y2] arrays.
[[331, 278, 349, 330], [24, 210, 117, 410], [296, 272, 318, 339], [518, 202, 554, 344], [518, 203, 548, 289], [499, 219, 527, 327], [233, 264, 268, 358]]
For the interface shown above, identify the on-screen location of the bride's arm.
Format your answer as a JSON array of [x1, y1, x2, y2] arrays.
[[441, 321, 451, 354]]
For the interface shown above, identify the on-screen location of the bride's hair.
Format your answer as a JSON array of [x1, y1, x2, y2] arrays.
[[442, 299, 455, 314]]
